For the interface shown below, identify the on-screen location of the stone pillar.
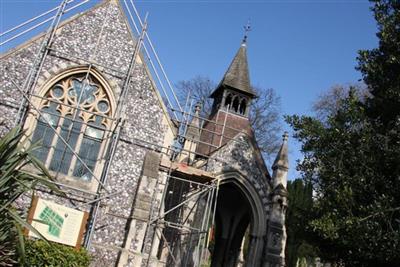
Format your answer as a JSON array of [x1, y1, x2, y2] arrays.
[[178, 102, 202, 164], [245, 235, 264, 267], [116, 151, 163, 267], [264, 132, 289, 267]]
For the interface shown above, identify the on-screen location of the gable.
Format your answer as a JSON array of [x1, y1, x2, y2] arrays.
[[0, 0, 176, 139], [207, 132, 272, 193]]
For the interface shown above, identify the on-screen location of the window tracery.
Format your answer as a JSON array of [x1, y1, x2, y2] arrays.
[[30, 74, 113, 183], [223, 92, 249, 116]]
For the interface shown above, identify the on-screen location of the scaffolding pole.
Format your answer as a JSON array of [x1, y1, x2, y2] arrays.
[[84, 11, 149, 249], [15, 0, 70, 126], [0, 0, 93, 46], [0, 2, 255, 266], [141, 169, 218, 267]]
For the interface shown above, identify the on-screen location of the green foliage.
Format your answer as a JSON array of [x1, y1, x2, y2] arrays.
[[286, 2, 400, 265], [357, 0, 400, 127], [286, 87, 400, 265], [285, 179, 317, 267], [297, 257, 308, 267], [0, 126, 60, 266], [24, 239, 91, 267]]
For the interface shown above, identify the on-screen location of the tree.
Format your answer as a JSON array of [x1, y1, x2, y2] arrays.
[[249, 86, 282, 160], [357, 0, 400, 128], [312, 84, 368, 122], [176, 76, 216, 117], [176, 76, 282, 161], [0, 126, 60, 265], [286, 1, 400, 265], [285, 179, 317, 267], [287, 90, 400, 266]]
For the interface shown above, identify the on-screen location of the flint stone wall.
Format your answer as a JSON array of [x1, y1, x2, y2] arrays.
[[0, 1, 169, 265], [206, 133, 271, 213]]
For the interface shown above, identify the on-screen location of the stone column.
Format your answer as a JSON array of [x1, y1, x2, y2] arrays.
[[264, 132, 289, 267], [245, 235, 264, 267], [116, 151, 163, 267]]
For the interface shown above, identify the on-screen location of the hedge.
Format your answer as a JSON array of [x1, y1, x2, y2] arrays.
[[23, 239, 91, 267]]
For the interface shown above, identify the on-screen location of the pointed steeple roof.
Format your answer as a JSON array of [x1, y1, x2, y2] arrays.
[[272, 132, 289, 170], [185, 102, 202, 140], [210, 42, 256, 98]]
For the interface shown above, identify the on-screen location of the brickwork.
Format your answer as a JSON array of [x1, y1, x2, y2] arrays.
[[0, 1, 287, 266], [197, 109, 252, 156]]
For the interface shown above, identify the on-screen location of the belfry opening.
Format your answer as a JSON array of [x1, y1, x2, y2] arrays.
[[1, 1, 289, 266]]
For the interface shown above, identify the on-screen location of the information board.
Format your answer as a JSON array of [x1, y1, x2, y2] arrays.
[[27, 196, 88, 249]]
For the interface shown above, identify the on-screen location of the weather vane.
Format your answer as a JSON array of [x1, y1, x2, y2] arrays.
[[242, 19, 251, 44]]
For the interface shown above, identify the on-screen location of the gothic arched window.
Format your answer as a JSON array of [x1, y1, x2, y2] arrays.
[[29, 72, 114, 184], [239, 98, 247, 115], [232, 96, 240, 113], [225, 93, 232, 109]]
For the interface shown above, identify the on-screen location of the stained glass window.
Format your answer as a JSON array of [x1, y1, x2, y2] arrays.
[[31, 74, 113, 183]]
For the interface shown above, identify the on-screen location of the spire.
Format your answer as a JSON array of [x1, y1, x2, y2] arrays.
[[185, 102, 202, 140], [179, 102, 202, 164], [272, 132, 289, 170], [210, 37, 256, 98]]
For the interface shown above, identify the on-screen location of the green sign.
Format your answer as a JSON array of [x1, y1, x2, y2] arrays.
[[29, 197, 87, 247], [39, 206, 64, 237]]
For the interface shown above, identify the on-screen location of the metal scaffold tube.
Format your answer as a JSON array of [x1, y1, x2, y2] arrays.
[[141, 170, 218, 267], [0, 5, 61, 37], [14, 0, 69, 126], [11, 79, 110, 192], [51, 1, 112, 185], [122, 0, 179, 121], [0, 0, 91, 46], [84, 11, 149, 250], [2, 2, 238, 266], [129, 0, 183, 113]]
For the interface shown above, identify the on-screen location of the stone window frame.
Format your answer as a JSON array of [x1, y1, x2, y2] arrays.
[[223, 90, 249, 116], [23, 67, 117, 192]]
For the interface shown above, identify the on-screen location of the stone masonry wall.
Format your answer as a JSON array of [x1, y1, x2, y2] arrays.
[[0, 1, 170, 266], [206, 133, 271, 213]]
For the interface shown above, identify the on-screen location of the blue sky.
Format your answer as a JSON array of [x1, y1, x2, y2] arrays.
[[0, 0, 378, 180]]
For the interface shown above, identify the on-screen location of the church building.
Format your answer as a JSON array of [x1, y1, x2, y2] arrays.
[[0, 0, 289, 266]]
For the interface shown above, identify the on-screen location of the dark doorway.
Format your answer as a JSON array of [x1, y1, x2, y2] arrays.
[[211, 182, 252, 267]]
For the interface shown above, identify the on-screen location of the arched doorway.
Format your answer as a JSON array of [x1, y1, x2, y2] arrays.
[[211, 183, 250, 266], [210, 173, 267, 267]]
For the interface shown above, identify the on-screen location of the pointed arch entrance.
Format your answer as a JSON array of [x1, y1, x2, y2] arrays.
[[211, 172, 267, 267]]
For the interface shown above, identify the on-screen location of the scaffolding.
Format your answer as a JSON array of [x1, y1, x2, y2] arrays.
[[0, 1, 255, 266]]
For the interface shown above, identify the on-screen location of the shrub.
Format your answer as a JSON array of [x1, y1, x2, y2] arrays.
[[24, 239, 91, 267], [0, 126, 60, 265]]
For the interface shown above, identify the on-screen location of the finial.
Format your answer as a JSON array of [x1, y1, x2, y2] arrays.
[[272, 131, 289, 171], [242, 19, 251, 45], [283, 131, 289, 142]]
